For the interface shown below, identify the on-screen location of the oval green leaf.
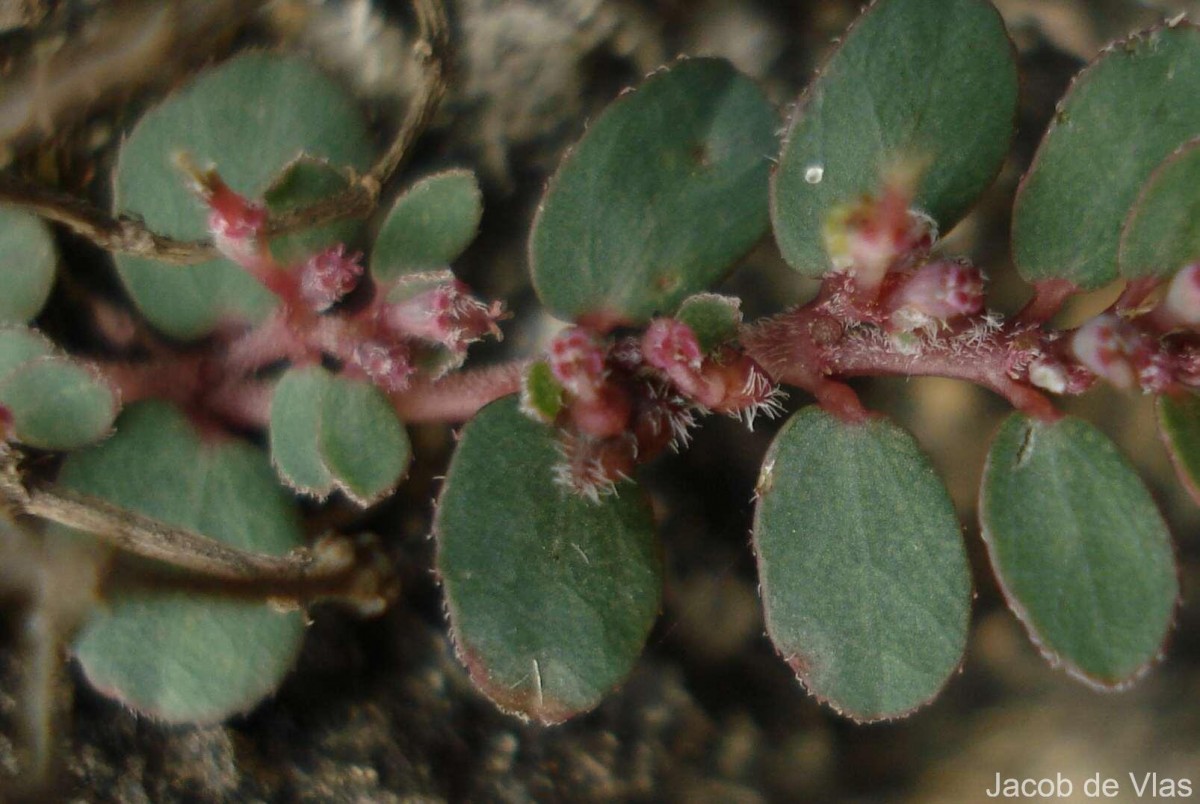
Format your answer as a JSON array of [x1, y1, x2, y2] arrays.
[[0, 325, 55, 380], [270, 365, 410, 505], [1014, 23, 1200, 289], [113, 53, 375, 339], [371, 170, 483, 282], [1119, 138, 1200, 279], [269, 365, 337, 497], [752, 407, 971, 721], [0, 206, 57, 324], [316, 372, 410, 506], [435, 396, 662, 723], [518, 360, 564, 424], [1157, 393, 1200, 505], [675, 292, 742, 353], [67, 401, 306, 723], [771, 0, 1017, 276], [530, 58, 776, 326], [980, 414, 1178, 687], [0, 356, 118, 449]]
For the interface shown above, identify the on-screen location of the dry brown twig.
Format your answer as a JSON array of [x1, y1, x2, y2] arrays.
[[0, 444, 396, 614], [0, 0, 451, 264]]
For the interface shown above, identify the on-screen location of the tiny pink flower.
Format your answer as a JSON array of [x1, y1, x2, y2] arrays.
[[380, 280, 502, 352], [299, 245, 365, 312], [1135, 349, 1174, 393], [823, 182, 937, 294], [547, 327, 608, 400], [642, 318, 722, 404], [568, 385, 633, 439], [1071, 314, 1151, 390], [204, 182, 268, 266], [350, 341, 415, 393], [886, 259, 984, 331], [642, 318, 704, 372]]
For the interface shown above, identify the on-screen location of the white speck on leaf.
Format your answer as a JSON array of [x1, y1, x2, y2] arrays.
[[804, 165, 824, 184]]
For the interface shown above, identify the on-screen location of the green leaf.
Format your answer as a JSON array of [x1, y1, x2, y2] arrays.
[[269, 365, 336, 497], [0, 357, 118, 449], [771, 0, 1017, 276], [371, 170, 483, 282], [530, 58, 776, 326], [264, 156, 364, 265], [1157, 393, 1200, 505], [980, 414, 1178, 686], [752, 407, 970, 721], [270, 365, 411, 505], [66, 402, 306, 723], [435, 396, 661, 723], [674, 293, 742, 353], [384, 269, 455, 303], [1119, 138, 1200, 279], [519, 360, 565, 423], [0, 206, 57, 324], [316, 372, 410, 505], [0, 325, 55, 380], [1014, 24, 1200, 289], [113, 53, 376, 339]]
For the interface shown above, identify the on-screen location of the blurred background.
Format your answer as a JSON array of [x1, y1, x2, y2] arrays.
[[2, 0, 1200, 800]]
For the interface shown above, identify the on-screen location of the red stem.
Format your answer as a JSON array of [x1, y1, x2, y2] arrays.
[[1014, 279, 1077, 326], [388, 360, 529, 422], [1113, 276, 1162, 314], [741, 305, 1063, 422]]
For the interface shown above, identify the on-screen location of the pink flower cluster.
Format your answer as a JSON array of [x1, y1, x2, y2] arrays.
[[196, 167, 503, 397], [534, 320, 783, 500], [819, 182, 985, 339], [1070, 265, 1200, 394]]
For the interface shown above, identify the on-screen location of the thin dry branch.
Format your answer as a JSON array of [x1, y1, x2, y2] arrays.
[[0, 0, 451, 265], [0, 446, 394, 613]]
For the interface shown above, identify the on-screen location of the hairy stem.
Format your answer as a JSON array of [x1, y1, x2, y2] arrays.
[[741, 304, 1063, 422], [390, 360, 530, 422]]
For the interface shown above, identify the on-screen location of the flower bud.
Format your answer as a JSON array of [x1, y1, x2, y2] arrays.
[[350, 341, 415, 393], [547, 327, 608, 401], [1134, 349, 1174, 393], [1154, 263, 1200, 329], [642, 319, 723, 405], [709, 355, 786, 429], [1071, 314, 1144, 390], [886, 259, 984, 331], [568, 385, 633, 439], [1175, 341, 1200, 387], [643, 322, 783, 423], [642, 318, 703, 372], [299, 245, 364, 312], [380, 279, 502, 353], [1027, 355, 1092, 395], [207, 197, 267, 259], [822, 181, 936, 293]]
